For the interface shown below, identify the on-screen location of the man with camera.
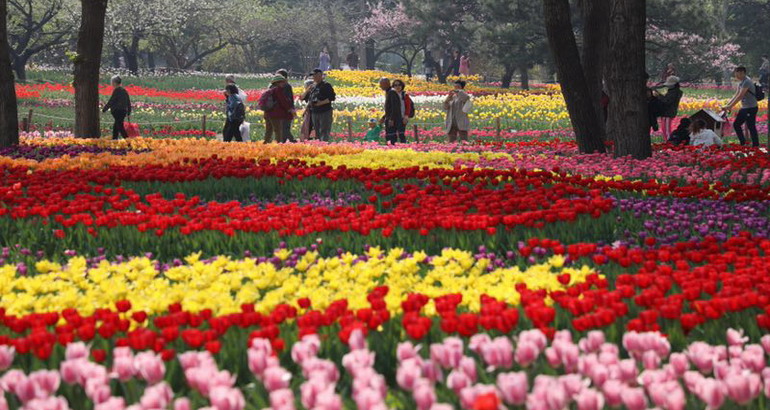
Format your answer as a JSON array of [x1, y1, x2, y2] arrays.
[[303, 69, 336, 142]]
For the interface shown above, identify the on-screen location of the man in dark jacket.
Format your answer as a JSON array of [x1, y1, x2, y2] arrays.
[[378, 78, 403, 145], [102, 76, 132, 139], [277, 69, 297, 143], [303, 69, 336, 142]]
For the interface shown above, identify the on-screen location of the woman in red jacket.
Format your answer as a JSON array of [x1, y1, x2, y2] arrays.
[[262, 76, 295, 143]]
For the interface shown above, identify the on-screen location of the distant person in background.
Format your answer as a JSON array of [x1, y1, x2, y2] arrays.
[[722, 66, 759, 147], [444, 80, 471, 142], [445, 50, 461, 77], [653, 76, 683, 140], [668, 117, 691, 146], [224, 84, 245, 142], [102, 76, 131, 140], [346, 47, 359, 70], [222, 75, 246, 139], [659, 63, 676, 85], [378, 78, 403, 145], [319, 47, 331, 72], [689, 119, 723, 148], [423, 51, 435, 81], [760, 55, 769, 90], [304, 69, 336, 142], [277, 69, 297, 143], [459, 53, 471, 76], [391, 79, 414, 143]]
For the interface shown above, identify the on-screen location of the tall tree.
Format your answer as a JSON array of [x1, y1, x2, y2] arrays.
[[1, 0, 20, 147], [151, 0, 229, 70], [542, 0, 606, 153], [607, 0, 649, 159], [73, 0, 108, 138], [7, 0, 75, 81]]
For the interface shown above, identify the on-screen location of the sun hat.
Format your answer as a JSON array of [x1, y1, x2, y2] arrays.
[[270, 75, 286, 84], [368, 118, 378, 123], [663, 76, 680, 87]]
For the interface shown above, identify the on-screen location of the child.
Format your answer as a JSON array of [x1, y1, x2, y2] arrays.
[[668, 118, 691, 145], [365, 118, 382, 142]]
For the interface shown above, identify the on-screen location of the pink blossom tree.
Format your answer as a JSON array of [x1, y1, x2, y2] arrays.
[[353, 3, 426, 76]]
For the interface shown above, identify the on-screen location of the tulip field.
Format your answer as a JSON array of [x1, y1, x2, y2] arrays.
[[3, 71, 770, 410]]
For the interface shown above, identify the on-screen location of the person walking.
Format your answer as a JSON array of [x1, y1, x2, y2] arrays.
[[653, 76, 683, 140], [319, 47, 331, 72], [722, 66, 760, 147], [299, 79, 316, 141], [459, 53, 471, 77], [261, 76, 294, 143], [445, 50, 461, 77], [346, 47, 359, 70], [378, 78, 403, 145], [392, 79, 414, 143], [224, 84, 245, 142], [277, 69, 297, 143], [102, 76, 132, 140], [303, 69, 336, 142], [222, 75, 246, 140], [444, 80, 471, 142]]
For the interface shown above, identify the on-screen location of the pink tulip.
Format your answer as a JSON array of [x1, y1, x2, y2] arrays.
[[342, 349, 376, 377], [0, 393, 7, 410], [87, 383, 112, 404], [669, 353, 689, 375], [459, 384, 499, 410], [94, 397, 126, 410], [134, 352, 165, 385], [59, 361, 80, 385], [514, 341, 539, 367], [724, 371, 761, 405], [686, 342, 716, 374], [620, 386, 647, 410], [519, 329, 547, 351], [618, 359, 638, 382], [578, 331, 605, 354], [694, 378, 725, 410], [210, 386, 246, 410], [397, 342, 421, 362], [300, 376, 328, 409], [173, 398, 192, 410], [469, 334, 491, 355], [496, 372, 528, 405], [139, 382, 173, 410], [247, 348, 271, 378], [447, 370, 472, 393], [0, 346, 14, 371], [353, 387, 386, 410], [760, 335, 770, 355], [648, 381, 685, 410], [559, 374, 586, 398], [112, 356, 136, 381], [263, 366, 292, 392], [396, 358, 422, 391], [458, 356, 477, 383], [545, 381, 568, 410], [269, 388, 295, 410], [430, 339, 462, 369], [29, 370, 60, 398], [726, 328, 748, 347], [14, 378, 39, 402], [429, 405, 454, 410], [65, 343, 89, 361], [301, 358, 339, 383], [413, 380, 436, 410], [348, 329, 367, 351], [19, 396, 69, 410], [740, 346, 765, 373], [314, 387, 343, 410], [575, 388, 604, 410], [421, 360, 443, 384], [291, 335, 321, 364], [601, 380, 623, 407], [480, 337, 513, 370]]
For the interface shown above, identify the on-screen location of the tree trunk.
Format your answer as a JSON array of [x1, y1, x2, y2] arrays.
[[501, 65, 515, 89], [147, 51, 155, 71], [542, 0, 606, 153], [123, 35, 140, 75], [607, 0, 649, 159], [74, 0, 108, 139], [12, 56, 27, 82], [1, 0, 20, 147], [112, 50, 121, 68], [581, 0, 609, 141], [519, 63, 530, 90], [323, 0, 339, 69], [365, 39, 376, 69]]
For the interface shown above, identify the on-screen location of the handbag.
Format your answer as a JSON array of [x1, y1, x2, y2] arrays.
[[462, 97, 474, 114], [239, 122, 251, 142]]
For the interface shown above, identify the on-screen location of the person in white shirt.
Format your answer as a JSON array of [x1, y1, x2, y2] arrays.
[[689, 119, 723, 149]]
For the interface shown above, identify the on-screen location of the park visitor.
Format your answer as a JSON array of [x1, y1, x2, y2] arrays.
[[423, 52, 435, 81], [379, 78, 403, 145], [224, 85, 245, 142], [668, 118, 691, 146], [346, 47, 359, 70], [722, 66, 759, 147], [760, 55, 769, 90], [689, 119, 723, 149], [260, 76, 294, 143], [102, 76, 132, 140], [224, 74, 247, 102], [445, 50, 461, 77], [365, 118, 382, 142], [319, 47, 331, 72], [303, 69, 336, 142], [299, 79, 316, 141], [444, 79, 471, 143], [394, 79, 415, 140], [654, 76, 683, 140], [277, 69, 297, 143], [459, 53, 471, 77]]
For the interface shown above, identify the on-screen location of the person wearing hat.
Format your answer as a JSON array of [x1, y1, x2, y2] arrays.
[[365, 118, 382, 142], [261, 75, 294, 143], [302, 69, 337, 142], [653, 76, 683, 140], [276, 69, 297, 143], [443, 79, 471, 142]]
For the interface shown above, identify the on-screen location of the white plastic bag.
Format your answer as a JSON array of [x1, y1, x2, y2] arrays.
[[462, 97, 474, 114], [239, 122, 251, 142]]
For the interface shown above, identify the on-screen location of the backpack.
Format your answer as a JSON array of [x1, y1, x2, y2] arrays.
[[750, 83, 765, 101], [258, 88, 277, 111], [404, 93, 416, 118]]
